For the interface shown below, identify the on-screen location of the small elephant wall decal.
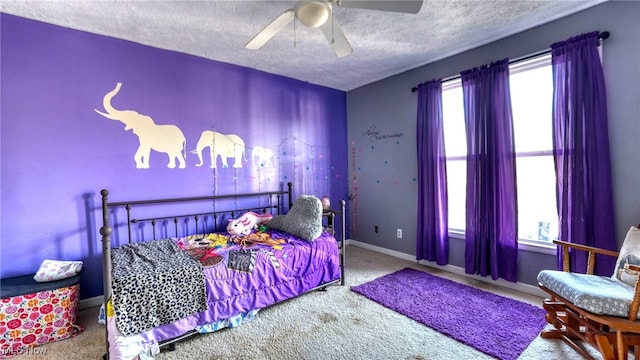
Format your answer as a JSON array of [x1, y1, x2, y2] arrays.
[[95, 83, 187, 169], [251, 146, 274, 168], [191, 130, 246, 168]]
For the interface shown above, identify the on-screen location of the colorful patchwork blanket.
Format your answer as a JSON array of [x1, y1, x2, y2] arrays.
[[177, 232, 285, 272]]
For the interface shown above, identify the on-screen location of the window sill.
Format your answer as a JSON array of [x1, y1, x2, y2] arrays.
[[447, 231, 557, 255], [517, 239, 557, 255]]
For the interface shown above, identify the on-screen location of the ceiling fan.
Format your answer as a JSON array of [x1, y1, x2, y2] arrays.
[[245, 0, 424, 58]]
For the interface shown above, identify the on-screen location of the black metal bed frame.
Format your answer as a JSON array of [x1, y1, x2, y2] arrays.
[[99, 182, 346, 359]]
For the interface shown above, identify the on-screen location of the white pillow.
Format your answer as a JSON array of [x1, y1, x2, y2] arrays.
[[612, 226, 640, 286], [33, 259, 83, 282]]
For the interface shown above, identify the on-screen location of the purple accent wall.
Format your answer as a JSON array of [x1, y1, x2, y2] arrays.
[[0, 14, 348, 299]]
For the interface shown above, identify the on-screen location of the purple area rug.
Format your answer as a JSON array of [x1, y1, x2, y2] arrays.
[[351, 267, 547, 360]]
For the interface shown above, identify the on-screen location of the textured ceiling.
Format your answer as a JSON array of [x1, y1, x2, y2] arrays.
[[1, 0, 607, 91]]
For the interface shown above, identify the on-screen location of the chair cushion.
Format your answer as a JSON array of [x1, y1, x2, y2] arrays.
[[538, 270, 634, 317], [612, 226, 640, 286]]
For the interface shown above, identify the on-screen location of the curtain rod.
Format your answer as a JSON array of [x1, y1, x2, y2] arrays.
[[410, 31, 610, 93]]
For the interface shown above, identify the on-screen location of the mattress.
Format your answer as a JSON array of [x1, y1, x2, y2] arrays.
[[105, 229, 341, 360]]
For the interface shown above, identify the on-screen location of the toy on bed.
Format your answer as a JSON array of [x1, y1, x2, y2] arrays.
[[227, 211, 273, 235], [267, 195, 324, 241]]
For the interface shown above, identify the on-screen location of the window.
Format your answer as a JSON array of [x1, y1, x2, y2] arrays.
[[510, 55, 558, 243], [442, 54, 558, 245], [441, 79, 466, 232]]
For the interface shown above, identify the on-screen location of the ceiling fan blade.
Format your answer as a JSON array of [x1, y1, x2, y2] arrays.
[[334, 0, 423, 14], [245, 9, 295, 50], [319, 18, 352, 58]]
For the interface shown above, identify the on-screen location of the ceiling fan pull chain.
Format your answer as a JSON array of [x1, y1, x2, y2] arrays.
[[294, 17, 297, 48], [331, 11, 335, 44]]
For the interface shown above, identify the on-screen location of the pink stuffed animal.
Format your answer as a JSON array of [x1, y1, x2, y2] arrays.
[[227, 212, 273, 235]]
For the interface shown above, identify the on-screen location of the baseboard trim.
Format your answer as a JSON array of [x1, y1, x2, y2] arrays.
[[348, 240, 547, 298], [79, 296, 102, 310]]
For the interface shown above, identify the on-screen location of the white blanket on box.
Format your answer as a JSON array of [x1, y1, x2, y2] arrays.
[[33, 259, 83, 282]]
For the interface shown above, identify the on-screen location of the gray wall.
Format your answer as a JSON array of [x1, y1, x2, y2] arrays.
[[346, 1, 640, 286]]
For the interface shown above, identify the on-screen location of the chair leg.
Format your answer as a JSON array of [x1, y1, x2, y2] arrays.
[[616, 331, 628, 360], [543, 301, 566, 330], [541, 328, 565, 339], [595, 334, 616, 360], [561, 334, 598, 360]]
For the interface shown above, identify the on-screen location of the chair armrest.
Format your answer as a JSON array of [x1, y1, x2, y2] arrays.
[[552, 240, 620, 257], [622, 265, 640, 321], [628, 264, 640, 273], [553, 240, 620, 275]]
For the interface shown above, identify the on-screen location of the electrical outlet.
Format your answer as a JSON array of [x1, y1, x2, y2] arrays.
[[397, 229, 402, 238]]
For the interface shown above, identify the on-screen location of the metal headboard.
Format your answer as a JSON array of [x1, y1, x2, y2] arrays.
[[99, 182, 293, 357], [103, 187, 292, 244]]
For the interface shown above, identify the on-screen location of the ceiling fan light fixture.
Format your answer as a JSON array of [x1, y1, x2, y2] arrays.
[[295, 1, 331, 28], [249, 0, 423, 56]]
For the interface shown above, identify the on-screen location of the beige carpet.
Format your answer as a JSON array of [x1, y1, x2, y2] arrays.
[[12, 245, 599, 360]]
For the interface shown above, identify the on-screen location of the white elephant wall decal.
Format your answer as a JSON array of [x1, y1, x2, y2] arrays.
[[95, 83, 187, 169], [251, 146, 274, 168], [191, 130, 246, 168]]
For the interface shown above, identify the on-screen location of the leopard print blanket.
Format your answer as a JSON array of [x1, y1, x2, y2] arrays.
[[111, 238, 207, 336]]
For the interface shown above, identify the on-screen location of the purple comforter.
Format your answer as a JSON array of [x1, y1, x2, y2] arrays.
[[135, 229, 341, 344]]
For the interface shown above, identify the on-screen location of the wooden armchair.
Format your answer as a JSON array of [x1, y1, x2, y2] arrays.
[[537, 228, 640, 360]]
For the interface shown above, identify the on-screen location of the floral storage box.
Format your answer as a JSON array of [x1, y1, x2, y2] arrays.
[[0, 273, 83, 358]]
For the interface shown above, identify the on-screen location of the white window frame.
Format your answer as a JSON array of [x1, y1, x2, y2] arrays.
[[510, 54, 557, 254], [442, 53, 559, 254]]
